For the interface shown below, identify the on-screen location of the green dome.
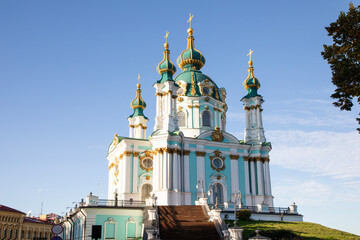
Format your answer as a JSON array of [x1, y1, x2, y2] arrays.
[[174, 69, 222, 101], [129, 83, 148, 119], [176, 28, 206, 71], [242, 60, 261, 98], [156, 42, 177, 83]]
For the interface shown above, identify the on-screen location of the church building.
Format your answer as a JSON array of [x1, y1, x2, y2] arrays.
[[107, 22, 273, 208], [60, 17, 303, 240]]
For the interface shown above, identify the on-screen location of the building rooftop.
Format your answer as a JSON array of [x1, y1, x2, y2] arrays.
[[0, 204, 25, 214]]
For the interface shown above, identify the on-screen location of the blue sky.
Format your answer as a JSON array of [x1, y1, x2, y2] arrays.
[[1, 0, 359, 235]]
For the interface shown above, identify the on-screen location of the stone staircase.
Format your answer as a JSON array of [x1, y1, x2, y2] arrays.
[[158, 205, 221, 240]]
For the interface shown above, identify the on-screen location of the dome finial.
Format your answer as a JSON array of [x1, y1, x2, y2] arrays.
[[164, 30, 169, 49], [137, 73, 141, 89], [247, 49, 254, 67], [187, 13, 194, 37], [187, 13, 194, 28]]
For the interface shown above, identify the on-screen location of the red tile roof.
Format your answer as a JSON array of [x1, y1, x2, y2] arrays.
[[24, 217, 53, 225], [0, 204, 25, 214]]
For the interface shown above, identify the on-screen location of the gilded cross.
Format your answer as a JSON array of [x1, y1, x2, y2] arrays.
[[247, 49, 254, 61], [187, 13, 194, 28], [138, 73, 140, 84], [164, 30, 169, 43]]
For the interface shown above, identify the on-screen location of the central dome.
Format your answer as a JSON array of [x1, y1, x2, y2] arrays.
[[175, 69, 222, 101], [176, 28, 206, 71]]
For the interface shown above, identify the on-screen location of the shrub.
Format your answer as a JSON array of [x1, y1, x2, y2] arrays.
[[249, 229, 303, 240], [236, 209, 252, 221]]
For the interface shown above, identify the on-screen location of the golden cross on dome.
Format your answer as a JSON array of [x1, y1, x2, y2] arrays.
[[138, 73, 141, 84], [187, 13, 194, 28], [165, 30, 169, 43], [247, 49, 254, 61]]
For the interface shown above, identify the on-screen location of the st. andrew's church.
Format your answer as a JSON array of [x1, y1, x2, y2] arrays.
[[60, 17, 302, 240], [107, 24, 272, 208]]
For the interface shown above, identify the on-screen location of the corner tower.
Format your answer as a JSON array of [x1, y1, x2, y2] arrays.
[[153, 32, 179, 133], [241, 51, 266, 144], [128, 77, 148, 139]]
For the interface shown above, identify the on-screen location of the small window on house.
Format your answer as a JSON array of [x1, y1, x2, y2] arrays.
[[177, 111, 186, 127], [202, 111, 211, 127]]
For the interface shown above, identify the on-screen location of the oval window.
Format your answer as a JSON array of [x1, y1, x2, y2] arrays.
[[212, 158, 223, 169]]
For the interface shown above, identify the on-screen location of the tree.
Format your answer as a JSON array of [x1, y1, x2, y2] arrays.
[[322, 3, 360, 132]]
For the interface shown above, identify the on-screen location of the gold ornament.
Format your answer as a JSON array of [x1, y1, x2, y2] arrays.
[[211, 127, 224, 142]]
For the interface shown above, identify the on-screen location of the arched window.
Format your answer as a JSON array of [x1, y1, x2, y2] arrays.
[[177, 111, 186, 127], [202, 111, 211, 127], [141, 184, 153, 201], [212, 183, 224, 204]]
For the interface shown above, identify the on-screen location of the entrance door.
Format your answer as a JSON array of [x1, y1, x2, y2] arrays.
[[141, 184, 153, 201]]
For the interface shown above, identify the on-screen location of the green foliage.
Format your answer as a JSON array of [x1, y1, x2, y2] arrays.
[[236, 209, 252, 221], [249, 229, 303, 240], [225, 220, 360, 240], [322, 3, 360, 132]]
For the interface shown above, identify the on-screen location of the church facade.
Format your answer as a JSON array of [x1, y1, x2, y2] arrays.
[[106, 24, 273, 208]]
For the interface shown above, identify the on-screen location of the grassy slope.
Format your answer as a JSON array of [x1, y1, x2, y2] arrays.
[[226, 220, 360, 240]]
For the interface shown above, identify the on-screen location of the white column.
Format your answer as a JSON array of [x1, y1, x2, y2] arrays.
[[250, 160, 256, 195], [184, 154, 190, 192], [173, 151, 179, 191], [245, 109, 250, 128], [196, 153, 205, 190], [123, 155, 131, 193], [244, 159, 250, 195], [230, 158, 239, 197], [168, 151, 173, 189], [194, 107, 199, 128], [162, 151, 169, 189], [259, 108, 263, 128], [256, 159, 264, 195], [256, 107, 261, 128], [132, 154, 138, 193], [129, 127, 133, 138], [188, 106, 194, 128], [159, 151, 163, 190], [264, 160, 272, 196], [153, 151, 160, 191]]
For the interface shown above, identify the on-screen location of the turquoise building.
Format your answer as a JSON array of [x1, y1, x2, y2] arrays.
[[60, 19, 287, 240]]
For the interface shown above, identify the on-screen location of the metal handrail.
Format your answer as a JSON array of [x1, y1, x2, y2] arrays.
[[95, 199, 146, 208]]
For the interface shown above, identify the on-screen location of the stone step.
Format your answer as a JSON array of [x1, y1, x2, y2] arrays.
[[158, 206, 220, 240]]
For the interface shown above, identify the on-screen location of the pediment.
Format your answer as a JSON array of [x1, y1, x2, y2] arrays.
[[197, 130, 240, 143]]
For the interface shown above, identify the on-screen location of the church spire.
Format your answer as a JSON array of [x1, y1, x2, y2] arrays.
[[243, 49, 261, 99], [129, 74, 148, 119], [156, 31, 177, 83], [241, 50, 266, 144], [128, 74, 148, 139]]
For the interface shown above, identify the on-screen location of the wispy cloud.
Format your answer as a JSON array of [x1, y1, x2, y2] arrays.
[[268, 130, 360, 179], [273, 177, 360, 207], [227, 98, 357, 130]]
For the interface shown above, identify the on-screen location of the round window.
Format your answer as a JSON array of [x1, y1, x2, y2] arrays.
[[142, 158, 153, 168], [212, 158, 223, 169], [203, 87, 210, 95]]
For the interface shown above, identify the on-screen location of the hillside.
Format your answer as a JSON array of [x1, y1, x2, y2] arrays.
[[226, 220, 360, 240]]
